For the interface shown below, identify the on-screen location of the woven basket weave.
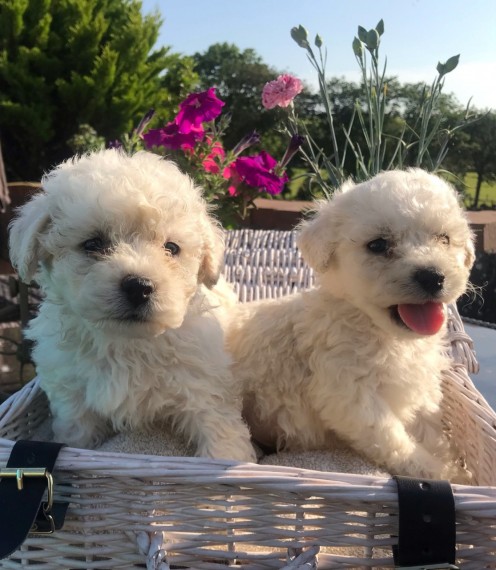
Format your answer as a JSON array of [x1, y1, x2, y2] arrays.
[[0, 228, 495, 569]]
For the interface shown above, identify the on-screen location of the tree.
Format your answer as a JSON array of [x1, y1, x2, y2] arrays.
[[0, 0, 197, 181], [193, 43, 285, 155]]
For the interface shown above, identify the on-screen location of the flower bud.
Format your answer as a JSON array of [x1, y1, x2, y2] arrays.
[[232, 131, 261, 156], [366, 29, 380, 50], [108, 140, 123, 150], [135, 108, 156, 137], [315, 34, 323, 48], [352, 37, 363, 59], [437, 54, 460, 77], [291, 25, 310, 49], [357, 26, 368, 43], [279, 134, 305, 168]]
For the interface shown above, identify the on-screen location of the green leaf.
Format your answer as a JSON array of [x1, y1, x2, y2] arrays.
[[376, 19, 385, 36]]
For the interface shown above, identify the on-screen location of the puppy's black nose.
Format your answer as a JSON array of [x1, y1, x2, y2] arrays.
[[120, 275, 155, 308], [413, 268, 445, 294]]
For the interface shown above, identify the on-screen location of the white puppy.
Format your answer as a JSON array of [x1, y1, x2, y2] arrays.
[[9, 149, 255, 462], [227, 169, 474, 480]]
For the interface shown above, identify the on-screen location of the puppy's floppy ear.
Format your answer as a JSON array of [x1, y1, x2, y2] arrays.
[[297, 201, 339, 272], [464, 231, 476, 269], [9, 192, 51, 282], [198, 214, 225, 288]]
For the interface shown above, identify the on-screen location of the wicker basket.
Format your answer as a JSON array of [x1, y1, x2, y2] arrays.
[[0, 229, 495, 569]]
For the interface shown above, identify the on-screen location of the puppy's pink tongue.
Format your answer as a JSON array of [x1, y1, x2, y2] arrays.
[[397, 302, 445, 335]]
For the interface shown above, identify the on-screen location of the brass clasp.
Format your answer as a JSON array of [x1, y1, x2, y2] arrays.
[[0, 467, 55, 534]]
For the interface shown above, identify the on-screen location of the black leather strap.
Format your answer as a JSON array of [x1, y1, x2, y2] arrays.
[[393, 476, 456, 568], [0, 440, 68, 559]]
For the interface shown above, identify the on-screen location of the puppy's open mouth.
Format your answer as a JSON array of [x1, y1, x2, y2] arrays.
[[389, 302, 445, 335]]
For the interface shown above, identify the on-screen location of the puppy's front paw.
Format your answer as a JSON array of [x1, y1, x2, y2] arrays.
[[190, 406, 257, 462], [198, 438, 257, 463], [52, 412, 109, 449], [443, 462, 473, 485], [227, 440, 258, 463]]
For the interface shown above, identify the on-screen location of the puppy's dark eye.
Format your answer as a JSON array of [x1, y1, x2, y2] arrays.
[[367, 238, 390, 254], [164, 241, 180, 255], [436, 233, 450, 245], [82, 237, 111, 255]]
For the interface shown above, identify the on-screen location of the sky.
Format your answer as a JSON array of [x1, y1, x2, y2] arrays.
[[141, 0, 496, 110]]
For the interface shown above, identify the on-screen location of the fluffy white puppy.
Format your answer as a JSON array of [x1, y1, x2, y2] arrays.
[[9, 149, 255, 462], [227, 169, 475, 480]]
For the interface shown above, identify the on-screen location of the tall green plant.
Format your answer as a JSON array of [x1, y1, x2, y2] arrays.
[[289, 21, 471, 196], [0, 0, 197, 180]]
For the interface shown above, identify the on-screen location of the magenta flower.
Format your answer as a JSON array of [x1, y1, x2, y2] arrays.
[[176, 88, 225, 134], [143, 121, 204, 151], [262, 74, 303, 109], [233, 151, 288, 195]]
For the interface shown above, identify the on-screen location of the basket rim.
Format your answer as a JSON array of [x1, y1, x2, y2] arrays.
[[1, 377, 496, 499]]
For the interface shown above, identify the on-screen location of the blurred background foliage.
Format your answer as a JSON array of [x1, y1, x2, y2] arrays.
[[0, 0, 494, 208]]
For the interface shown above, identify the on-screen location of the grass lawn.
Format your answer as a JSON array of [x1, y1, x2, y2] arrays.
[[462, 172, 496, 208], [286, 169, 496, 208]]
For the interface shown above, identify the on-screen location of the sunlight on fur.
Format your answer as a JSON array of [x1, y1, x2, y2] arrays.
[[8, 149, 255, 462], [226, 169, 475, 482]]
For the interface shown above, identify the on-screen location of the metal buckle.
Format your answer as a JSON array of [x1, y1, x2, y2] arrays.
[[0, 467, 55, 534], [395, 563, 460, 570]]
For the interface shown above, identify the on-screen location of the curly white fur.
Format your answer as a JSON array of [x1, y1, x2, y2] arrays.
[[9, 149, 255, 462], [227, 169, 475, 481]]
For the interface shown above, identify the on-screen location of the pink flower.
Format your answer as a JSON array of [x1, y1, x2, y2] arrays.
[[202, 141, 225, 174], [222, 163, 242, 196], [143, 121, 204, 151], [262, 74, 303, 109], [176, 88, 225, 134], [233, 151, 288, 195]]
